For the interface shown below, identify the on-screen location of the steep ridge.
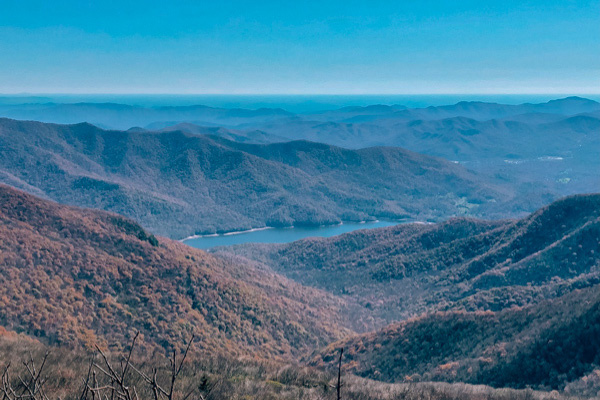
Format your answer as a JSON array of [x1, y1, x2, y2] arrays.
[[220, 194, 600, 328], [313, 283, 600, 391], [0, 184, 350, 358], [0, 118, 503, 238]]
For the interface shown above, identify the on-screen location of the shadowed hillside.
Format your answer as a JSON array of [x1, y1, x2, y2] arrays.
[[313, 283, 600, 391], [154, 122, 287, 144], [0, 184, 349, 358]]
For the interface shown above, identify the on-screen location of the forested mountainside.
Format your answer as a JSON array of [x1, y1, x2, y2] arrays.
[[0, 186, 586, 398], [1, 97, 598, 398], [0, 118, 508, 239], [0, 184, 349, 358], [220, 194, 600, 329], [313, 283, 600, 392], [1, 134, 599, 398]]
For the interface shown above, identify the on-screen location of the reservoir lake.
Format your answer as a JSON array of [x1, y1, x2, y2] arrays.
[[182, 220, 399, 249]]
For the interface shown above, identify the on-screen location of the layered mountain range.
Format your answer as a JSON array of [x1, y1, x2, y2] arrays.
[[0, 118, 508, 238], [2, 97, 596, 205], [1, 96, 597, 132]]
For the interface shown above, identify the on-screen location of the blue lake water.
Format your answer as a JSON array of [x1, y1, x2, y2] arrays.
[[182, 221, 398, 249]]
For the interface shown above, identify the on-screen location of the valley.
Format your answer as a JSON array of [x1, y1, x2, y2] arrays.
[[3, 2, 599, 398], [0, 96, 598, 399], [217, 193, 600, 330]]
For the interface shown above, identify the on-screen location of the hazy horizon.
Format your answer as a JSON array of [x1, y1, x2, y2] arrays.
[[3, 92, 600, 95]]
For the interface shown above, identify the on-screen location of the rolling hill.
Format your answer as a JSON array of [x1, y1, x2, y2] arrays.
[[0, 185, 581, 398], [0, 184, 350, 358], [0, 118, 506, 238]]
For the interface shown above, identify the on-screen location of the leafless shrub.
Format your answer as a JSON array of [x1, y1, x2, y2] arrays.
[[0, 336, 590, 400]]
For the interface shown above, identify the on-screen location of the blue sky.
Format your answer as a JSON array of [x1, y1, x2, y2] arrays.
[[0, 0, 599, 94]]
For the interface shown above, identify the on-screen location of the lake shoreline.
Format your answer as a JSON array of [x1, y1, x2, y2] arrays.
[[179, 220, 398, 242], [180, 217, 437, 243], [179, 219, 424, 250], [180, 226, 275, 241]]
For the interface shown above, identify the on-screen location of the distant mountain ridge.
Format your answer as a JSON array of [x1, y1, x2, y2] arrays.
[[238, 97, 600, 199], [0, 102, 294, 130], [379, 96, 600, 121], [2, 98, 596, 199], [0, 118, 505, 238], [0, 96, 596, 130]]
